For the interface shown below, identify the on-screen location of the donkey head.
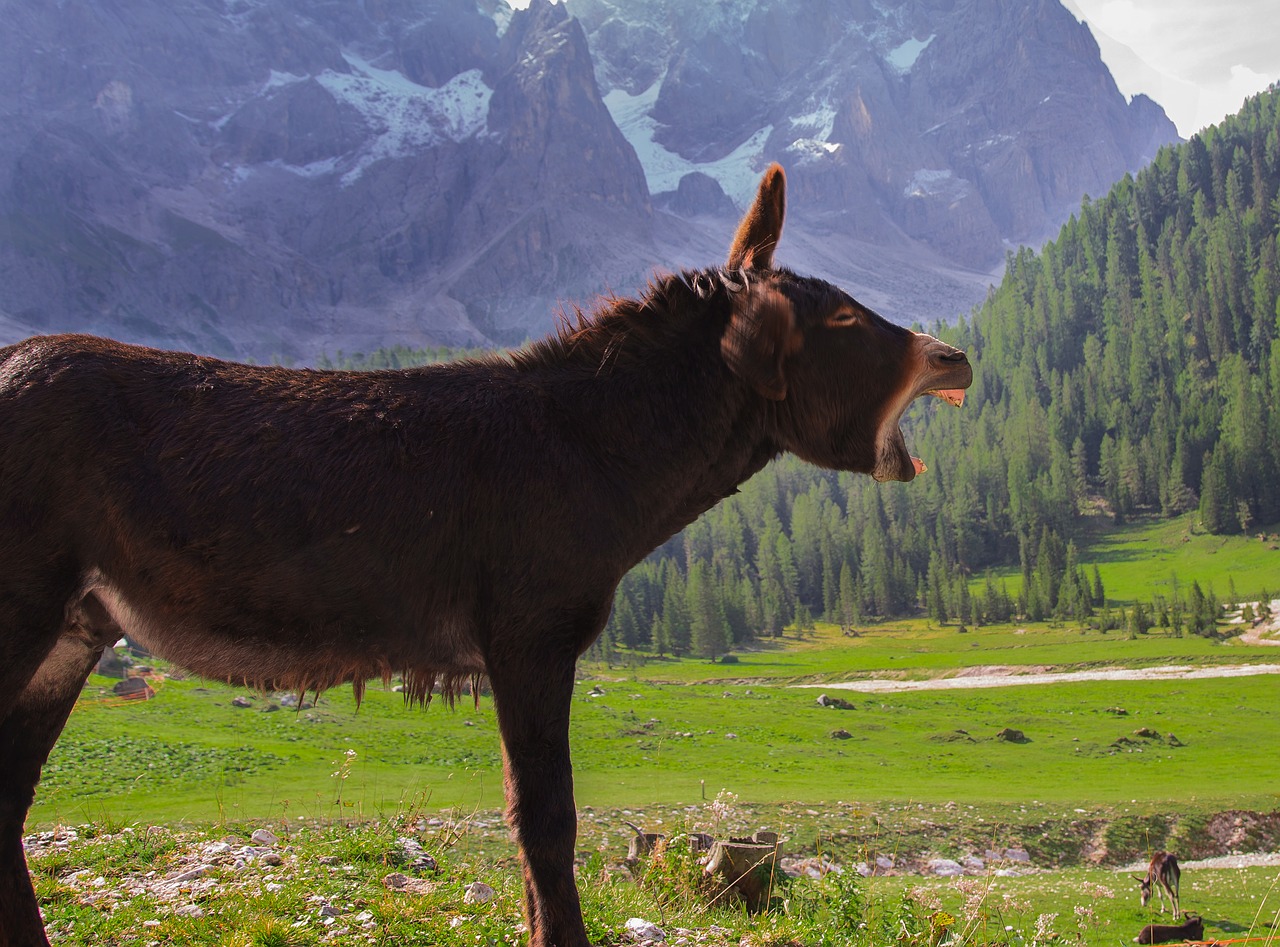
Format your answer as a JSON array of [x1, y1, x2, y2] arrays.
[[719, 164, 973, 481]]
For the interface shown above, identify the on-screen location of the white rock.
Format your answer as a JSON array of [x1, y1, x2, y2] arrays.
[[463, 881, 495, 904], [624, 917, 666, 943], [927, 858, 966, 877], [251, 828, 279, 846]]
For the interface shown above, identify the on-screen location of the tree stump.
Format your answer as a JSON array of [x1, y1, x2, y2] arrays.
[[703, 837, 781, 911]]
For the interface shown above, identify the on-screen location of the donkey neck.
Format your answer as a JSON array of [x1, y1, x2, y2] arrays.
[[513, 308, 779, 560]]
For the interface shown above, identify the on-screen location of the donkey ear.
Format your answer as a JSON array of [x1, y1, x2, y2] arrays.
[[727, 163, 786, 270], [721, 284, 800, 400]]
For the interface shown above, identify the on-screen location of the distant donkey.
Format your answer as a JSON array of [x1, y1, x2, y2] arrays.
[[0, 164, 971, 947], [1134, 851, 1182, 916]]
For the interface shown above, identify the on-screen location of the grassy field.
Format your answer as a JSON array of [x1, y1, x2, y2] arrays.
[[26, 519, 1280, 945], [31, 618, 1280, 827], [973, 510, 1280, 607]]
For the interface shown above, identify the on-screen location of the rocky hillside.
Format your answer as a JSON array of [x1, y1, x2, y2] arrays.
[[0, 0, 1177, 360], [571, 0, 1176, 269]]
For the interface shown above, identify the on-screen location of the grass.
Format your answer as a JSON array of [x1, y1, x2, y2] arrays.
[[972, 510, 1280, 607], [32, 622, 1280, 826], [25, 810, 1280, 946], [27, 573, 1280, 945]]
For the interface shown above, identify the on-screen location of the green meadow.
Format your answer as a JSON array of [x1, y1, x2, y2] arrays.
[[31, 618, 1280, 828], [971, 510, 1280, 608]]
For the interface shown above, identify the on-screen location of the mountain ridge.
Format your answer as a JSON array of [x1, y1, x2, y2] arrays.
[[0, 0, 1178, 361]]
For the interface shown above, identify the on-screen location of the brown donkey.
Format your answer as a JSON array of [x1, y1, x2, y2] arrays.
[[0, 165, 971, 946]]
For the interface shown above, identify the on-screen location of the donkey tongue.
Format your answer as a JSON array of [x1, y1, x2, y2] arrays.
[[932, 388, 966, 407], [912, 456, 928, 475]]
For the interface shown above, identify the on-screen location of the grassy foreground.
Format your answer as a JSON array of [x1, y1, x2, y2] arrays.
[[27, 804, 1280, 946], [26, 580, 1280, 945], [31, 618, 1280, 826]]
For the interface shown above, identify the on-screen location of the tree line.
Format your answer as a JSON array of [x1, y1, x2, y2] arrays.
[[596, 86, 1280, 657]]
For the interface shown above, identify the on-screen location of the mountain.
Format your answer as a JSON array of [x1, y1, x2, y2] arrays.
[[0, 0, 1177, 360], [570, 0, 1176, 269], [0, 0, 650, 357]]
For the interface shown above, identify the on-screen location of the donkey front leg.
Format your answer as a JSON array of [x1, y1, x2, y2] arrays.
[[489, 657, 590, 947], [0, 631, 112, 947]]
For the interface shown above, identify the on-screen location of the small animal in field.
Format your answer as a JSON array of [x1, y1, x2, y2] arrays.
[[1134, 911, 1203, 945], [0, 164, 971, 947], [1134, 851, 1182, 916]]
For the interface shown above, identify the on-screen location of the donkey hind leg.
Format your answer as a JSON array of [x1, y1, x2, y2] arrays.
[[490, 657, 590, 947], [0, 603, 119, 947]]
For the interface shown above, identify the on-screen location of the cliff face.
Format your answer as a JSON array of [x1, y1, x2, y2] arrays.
[[0, 0, 651, 356], [0, 0, 1178, 359], [571, 0, 1178, 269]]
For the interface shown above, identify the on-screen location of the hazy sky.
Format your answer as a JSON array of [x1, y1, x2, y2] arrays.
[[507, 0, 1277, 139], [1065, 0, 1280, 137]]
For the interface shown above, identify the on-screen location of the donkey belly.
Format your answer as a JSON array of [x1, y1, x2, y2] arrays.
[[86, 578, 487, 694]]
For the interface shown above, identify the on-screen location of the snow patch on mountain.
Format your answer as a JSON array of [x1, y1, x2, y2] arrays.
[[886, 34, 934, 73], [603, 82, 771, 208], [904, 168, 971, 202], [317, 57, 492, 183]]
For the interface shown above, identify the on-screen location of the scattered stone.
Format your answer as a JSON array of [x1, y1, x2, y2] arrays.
[[319, 903, 344, 917], [396, 836, 438, 871], [173, 904, 205, 918], [260, 852, 283, 866], [250, 828, 279, 846], [624, 917, 666, 943], [815, 693, 855, 710], [231, 696, 253, 708], [927, 858, 965, 876], [463, 881, 495, 904], [169, 865, 214, 883], [112, 677, 155, 700]]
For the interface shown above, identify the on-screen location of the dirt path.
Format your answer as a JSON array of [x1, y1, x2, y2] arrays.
[[798, 662, 1280, 694]]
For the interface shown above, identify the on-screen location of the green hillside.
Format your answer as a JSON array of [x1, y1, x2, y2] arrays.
[[602, 86, 1280, 653]]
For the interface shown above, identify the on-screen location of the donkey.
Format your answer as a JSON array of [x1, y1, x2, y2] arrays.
[[0, 164, 971, 947], [1134, 912, 1202, 945], [1134, 851, 1182, 916]]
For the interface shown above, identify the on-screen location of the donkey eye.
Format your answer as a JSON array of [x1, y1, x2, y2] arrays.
[[826, 308, 859, 327]]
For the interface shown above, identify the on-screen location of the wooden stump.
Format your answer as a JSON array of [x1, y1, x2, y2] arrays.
[[703, 837, 781, 911]]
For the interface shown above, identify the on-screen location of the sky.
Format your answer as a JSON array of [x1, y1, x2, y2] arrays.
[[1064, 0, 1280, 138], [508, 0, 1278, 141]]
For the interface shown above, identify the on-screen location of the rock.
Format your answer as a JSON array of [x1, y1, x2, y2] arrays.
[[231, 696, 253, 708], [463, 881, 495, 904], [95, 647, 129, 678], [816, 694, 855, 710], [623, 917, 665, 943], [995, 727, 1029, 743], [111, 677, 154, 700], [383, 872, 437, 895], [250, 829, 279, 846], [927, 858, 965, 876], [830, 729, 853, 739]]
